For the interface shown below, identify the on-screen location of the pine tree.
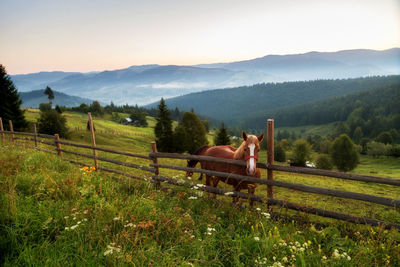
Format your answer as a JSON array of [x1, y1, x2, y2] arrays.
[[214, 122, 230, 145], [0, 64, 28, 131], [44, 86, 54, 105], [179, 112, 208, 153], [154, 98, 174, 152]]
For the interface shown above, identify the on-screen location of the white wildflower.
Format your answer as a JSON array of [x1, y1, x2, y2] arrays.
[[65, 227, 70, 231], [70, 224, 79, 230], [64, 216, 69, 219], [104, 249, 113, 256], [188, 196, 198, 200], [282, 256, 288, 263], [322, 256, 327, 261], [332, 249, 340, 258], [261, 212, 271, 218], [196, 184, 205, 188], [192, 186, 199, 190], [256, 208, 261, 211], [113, 217, 120, 221], [254, 237, 260, 241]]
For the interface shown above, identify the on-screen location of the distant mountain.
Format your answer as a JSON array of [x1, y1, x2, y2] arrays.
[[196, 48, 400, 80], [11, 48, 400, 105], [146, 76, 400, 128], [20, 90, 94, 108]]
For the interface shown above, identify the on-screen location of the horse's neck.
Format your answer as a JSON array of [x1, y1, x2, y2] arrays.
[[233, 143, 246, 160]]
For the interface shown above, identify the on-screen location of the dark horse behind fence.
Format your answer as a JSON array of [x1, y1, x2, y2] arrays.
[[186, 131, 264, 205]]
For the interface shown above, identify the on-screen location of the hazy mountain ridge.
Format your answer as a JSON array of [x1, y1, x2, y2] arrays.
[[11, 48, 400, 105], [19, 90, 94, 108]]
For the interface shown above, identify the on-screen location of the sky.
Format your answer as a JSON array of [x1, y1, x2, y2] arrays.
[[1, 0, 399, 74]]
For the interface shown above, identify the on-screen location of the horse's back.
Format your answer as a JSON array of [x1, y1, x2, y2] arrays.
[[205, 146, 235, 159]]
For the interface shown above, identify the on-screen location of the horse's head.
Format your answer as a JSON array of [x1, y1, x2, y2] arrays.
[[238, 131, 264, 176], [186, 160, 195, 178]]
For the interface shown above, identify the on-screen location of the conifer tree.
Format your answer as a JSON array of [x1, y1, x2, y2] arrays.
[[0, 64, 28, 131], [214, 122, 231, 145], [44, 86, 54, 105], [179, 112, 208, 153], [154, 98, 174, 152]]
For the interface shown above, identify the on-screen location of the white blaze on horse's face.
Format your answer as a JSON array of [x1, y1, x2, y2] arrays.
[[247, 143, 256, 175]]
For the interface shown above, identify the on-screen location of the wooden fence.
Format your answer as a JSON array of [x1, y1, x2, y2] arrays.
[[1, 116, 399, 230]]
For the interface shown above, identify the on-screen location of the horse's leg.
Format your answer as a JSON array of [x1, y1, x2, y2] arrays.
[[248, 184, 256, 208], [211, 177, 220, 199], [233, 184, 241, 204]]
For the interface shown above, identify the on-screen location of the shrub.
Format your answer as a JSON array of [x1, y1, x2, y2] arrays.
[[330, 134, 359, 172], [387, 144, 400, 157], [289, 139, 312, 167], [315, 154, 333, 170], [366, 141, 389, 158], [274, 143, 286, 162], [37, 110, 69, 138]]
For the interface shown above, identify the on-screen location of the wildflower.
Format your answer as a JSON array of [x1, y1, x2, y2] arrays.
[[83, 218, 88, 222], [113, 217, 120, 221], [188, 196, 198, 200], [70, 224, 79, 230], [196, 184, 205, 188], [256, 208, 261, 211], [254, 237, 260, 241], [124, 223, 135, 228], [332, 249, 340, 258], [261, 212, 271, 218], [282, 256, 288, 263], [322, 256, 327, 261], [65, 227, 70, 231]]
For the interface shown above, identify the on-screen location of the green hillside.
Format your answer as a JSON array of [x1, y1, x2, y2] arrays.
[[150, 76, 400, 127]]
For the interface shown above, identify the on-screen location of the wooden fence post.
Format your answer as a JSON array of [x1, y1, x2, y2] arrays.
[[55, 134, 62, 156], [267, 119, 274, 201], [151, 141, 160, 188], [33, 124, 38, 148], [0, 117, 4, 142], [88, 113, 98, 170], [9, 120, 14, 143]]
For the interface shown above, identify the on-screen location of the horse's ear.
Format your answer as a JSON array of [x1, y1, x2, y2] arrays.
[[257, 133, 264, 142], [242, 131, 247, 141]]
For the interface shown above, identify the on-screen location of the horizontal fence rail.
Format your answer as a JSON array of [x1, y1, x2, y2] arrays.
[[150, 152, 400, 186], [57, 148, 156, 173], [151, 163, 400, 208], [56, 139, 151, 160]]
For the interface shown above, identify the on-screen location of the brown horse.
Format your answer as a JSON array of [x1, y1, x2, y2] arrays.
[[186, 131, 264, 205]]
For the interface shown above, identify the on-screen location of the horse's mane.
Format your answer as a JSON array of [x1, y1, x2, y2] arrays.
[[233, 141, 246, 160]]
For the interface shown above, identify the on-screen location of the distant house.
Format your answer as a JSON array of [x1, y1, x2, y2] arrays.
[[121, 117, 132, 125], [121, 117, 141, 126]]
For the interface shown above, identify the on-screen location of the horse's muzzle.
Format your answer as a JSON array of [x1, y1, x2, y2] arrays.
[[246, 167, 256, 176]]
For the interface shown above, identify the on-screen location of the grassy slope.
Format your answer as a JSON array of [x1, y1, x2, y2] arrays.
[[2, 109, 399, 265], [1, 144, 399, 266]]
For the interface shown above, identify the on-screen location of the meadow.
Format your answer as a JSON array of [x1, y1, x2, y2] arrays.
[[0, 109, 399, 266]]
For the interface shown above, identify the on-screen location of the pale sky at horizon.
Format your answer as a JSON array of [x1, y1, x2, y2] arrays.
[[1, 0, 399, 74]]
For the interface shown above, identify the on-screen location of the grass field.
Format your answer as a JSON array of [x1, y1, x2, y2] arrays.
[[1, 109, 399, 265]]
